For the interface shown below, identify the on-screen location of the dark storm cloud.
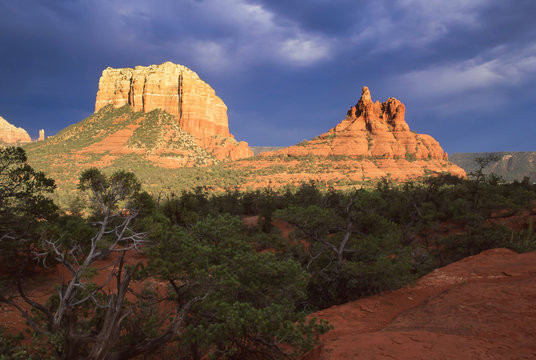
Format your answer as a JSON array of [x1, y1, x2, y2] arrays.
[[0, 0, 534, 151], [249, 0, 361, 36]]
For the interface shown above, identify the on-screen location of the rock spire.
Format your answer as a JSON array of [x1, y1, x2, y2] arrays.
[[273, 86, 450, 160], [258, 86, 465, 180]]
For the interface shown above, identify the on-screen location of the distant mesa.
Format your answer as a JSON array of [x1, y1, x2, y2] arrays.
[[0, 116, 32, 145], [251, 146, 285, 155], [95, 62, 252, 160]]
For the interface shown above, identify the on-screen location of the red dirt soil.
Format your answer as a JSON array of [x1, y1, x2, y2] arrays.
[[0, 251, 151, 335], [3, 216, 535, 359], [304, 248, 536, 360]]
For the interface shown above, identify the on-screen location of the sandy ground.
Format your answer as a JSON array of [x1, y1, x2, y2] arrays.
[[305, 248, 536, 360]]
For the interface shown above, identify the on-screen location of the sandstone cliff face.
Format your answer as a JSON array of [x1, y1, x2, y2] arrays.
[[95, 62, 252, 160], [0, 116, 31, 144]]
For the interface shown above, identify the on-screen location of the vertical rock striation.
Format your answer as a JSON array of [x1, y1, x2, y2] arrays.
[[94, 62, 251, 159], [0, 116, 32, 144]]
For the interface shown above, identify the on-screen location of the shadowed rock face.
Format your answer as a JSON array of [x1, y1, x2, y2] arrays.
[[0, 116, 31, 144], [450, 152, 536, 182], [94, 62, 252, 159]]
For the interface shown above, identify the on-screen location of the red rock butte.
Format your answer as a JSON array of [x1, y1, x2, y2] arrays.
[[0, 116, 32, 144], [271, 86, 451, 160], [250, 86, 465, 183], [95, 62, 252, 159]]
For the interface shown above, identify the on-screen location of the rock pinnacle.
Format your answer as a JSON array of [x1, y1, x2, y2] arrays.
[[360, 86, 372, 102]]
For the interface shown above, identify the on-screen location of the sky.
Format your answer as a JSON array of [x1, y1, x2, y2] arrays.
[[0, 0, 535, 153]]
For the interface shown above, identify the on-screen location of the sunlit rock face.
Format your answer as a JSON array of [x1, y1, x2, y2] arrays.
[[0, 116, 31, 144], [280, 86, 449, 160], [259, 86, 465, 180], [95, 62, 252, 159]]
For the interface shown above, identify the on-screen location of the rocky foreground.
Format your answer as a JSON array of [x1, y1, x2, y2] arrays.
[[306, 248, 536, 360]]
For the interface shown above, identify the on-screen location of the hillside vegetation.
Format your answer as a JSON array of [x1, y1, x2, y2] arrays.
[[22, 105, 466, 208], [23, 105, 221, 205], [450, 152, 536, 182], [1, 147, 536, 359]]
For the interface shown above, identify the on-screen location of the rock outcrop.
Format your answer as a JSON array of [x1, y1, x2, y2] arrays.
[[0, 116, 31, 144], [306, 248, 536, 360], [38, 129, 45, 141], [273, 87, 449, 160], [255, 87, 465, 181], [95, 62, 252, 160]]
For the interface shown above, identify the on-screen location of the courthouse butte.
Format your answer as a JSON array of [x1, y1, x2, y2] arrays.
[[95, 62, 252, 160]]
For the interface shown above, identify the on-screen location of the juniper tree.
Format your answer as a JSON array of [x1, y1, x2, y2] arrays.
[[0, 168, 201, 359]]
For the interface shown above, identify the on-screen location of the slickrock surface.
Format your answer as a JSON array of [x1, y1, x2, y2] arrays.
[[0, 116, 31, 144], [305, 248, 536, 360], [94, 62, 252, 159]]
